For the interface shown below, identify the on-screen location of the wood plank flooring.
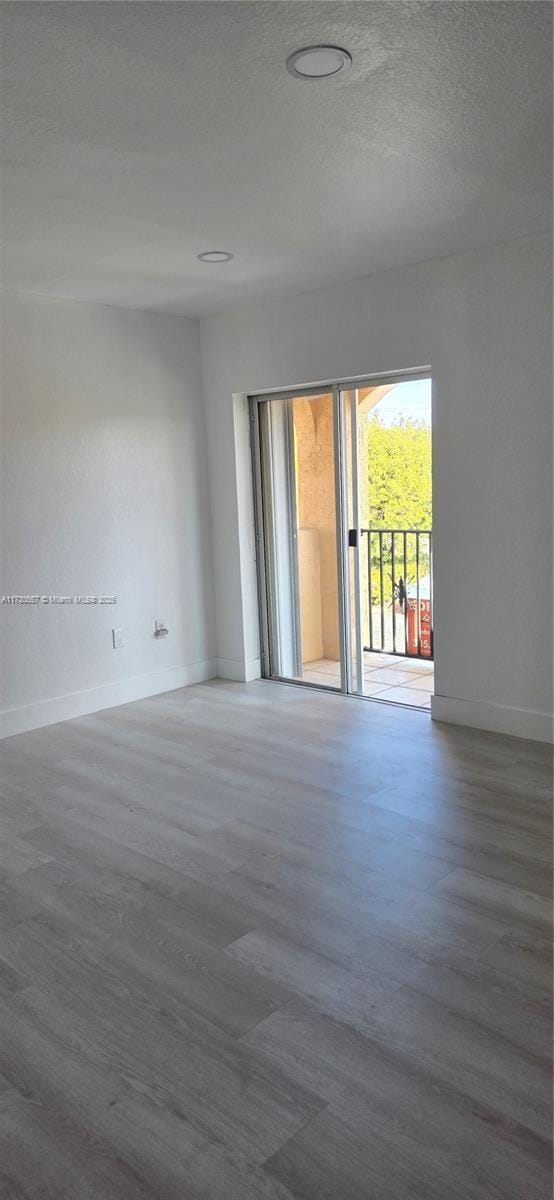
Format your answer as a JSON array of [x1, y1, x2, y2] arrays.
[[0, 679, 552, 1199]]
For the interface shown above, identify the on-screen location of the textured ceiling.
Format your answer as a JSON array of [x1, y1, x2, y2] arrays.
[[1, 1, 552, 317]]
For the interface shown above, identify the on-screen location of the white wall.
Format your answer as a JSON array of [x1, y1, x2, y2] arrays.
[[200, 234, 553, 741], [1, 291, 216, 736]]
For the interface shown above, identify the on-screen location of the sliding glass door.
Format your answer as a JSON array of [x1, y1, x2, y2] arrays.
[[341, 378, 434, 706], [253, 389, 344, 689], [251, 373, 433, 707]]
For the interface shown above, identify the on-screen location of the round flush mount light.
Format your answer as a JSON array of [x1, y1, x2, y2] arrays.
[[197, 250, 234, 263], [286, 44, 352, 79]]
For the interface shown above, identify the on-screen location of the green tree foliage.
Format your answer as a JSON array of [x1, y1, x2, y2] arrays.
[[364, 415, 431, 530], [361, 416, 432, 605]]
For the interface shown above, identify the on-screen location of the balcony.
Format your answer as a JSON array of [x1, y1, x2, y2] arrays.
[[304, 527, 434, 708]]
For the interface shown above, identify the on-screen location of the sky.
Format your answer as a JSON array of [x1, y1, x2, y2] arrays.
[[370, 378, 431, 427]]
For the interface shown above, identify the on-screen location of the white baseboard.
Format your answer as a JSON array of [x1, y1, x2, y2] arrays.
[[7, 667, 548, 744], [0, 659, 217, 739], [216, 656, 261, 683], [431, 692, 553, 744]]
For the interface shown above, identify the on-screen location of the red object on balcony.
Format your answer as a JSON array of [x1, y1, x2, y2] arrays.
[[406, 598, 432, 658]]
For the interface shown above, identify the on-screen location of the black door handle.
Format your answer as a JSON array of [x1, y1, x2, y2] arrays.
[[348, 529, 358, 548]]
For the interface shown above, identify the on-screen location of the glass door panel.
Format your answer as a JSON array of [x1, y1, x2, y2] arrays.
[[341, 377, 434, 707], [256, 391, 343, 689]]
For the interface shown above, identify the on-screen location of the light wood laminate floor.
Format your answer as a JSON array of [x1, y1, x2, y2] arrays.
[[1, 679, 552, 1199]]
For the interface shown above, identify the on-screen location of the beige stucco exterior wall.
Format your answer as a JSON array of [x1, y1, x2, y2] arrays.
[[293, 394, 339, 662], [293, 386, 393, 666]]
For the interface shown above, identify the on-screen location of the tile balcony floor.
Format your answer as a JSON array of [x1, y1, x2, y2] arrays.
[[302, 652, 434, 708]]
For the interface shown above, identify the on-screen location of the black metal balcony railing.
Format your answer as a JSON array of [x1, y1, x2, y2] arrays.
[[360, 529, 433, 661]]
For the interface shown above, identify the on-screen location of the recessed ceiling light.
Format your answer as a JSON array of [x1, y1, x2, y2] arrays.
[[197, 250, 234, 263], [286, 45, 352, 80]]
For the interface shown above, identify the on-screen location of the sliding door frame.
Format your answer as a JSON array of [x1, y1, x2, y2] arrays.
[[346, 387, 365, 694], [333, 383, 350, 694], [250, 398, 271, 678], [249, 365, 431, 695]]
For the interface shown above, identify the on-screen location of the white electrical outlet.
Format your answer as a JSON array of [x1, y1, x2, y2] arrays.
[[154, 619, 169, 639], [112, 627, 124, 649]]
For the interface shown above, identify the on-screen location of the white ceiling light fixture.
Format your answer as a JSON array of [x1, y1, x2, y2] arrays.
[[286, 44, 352, 80], [197, 250, 234, 263]]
